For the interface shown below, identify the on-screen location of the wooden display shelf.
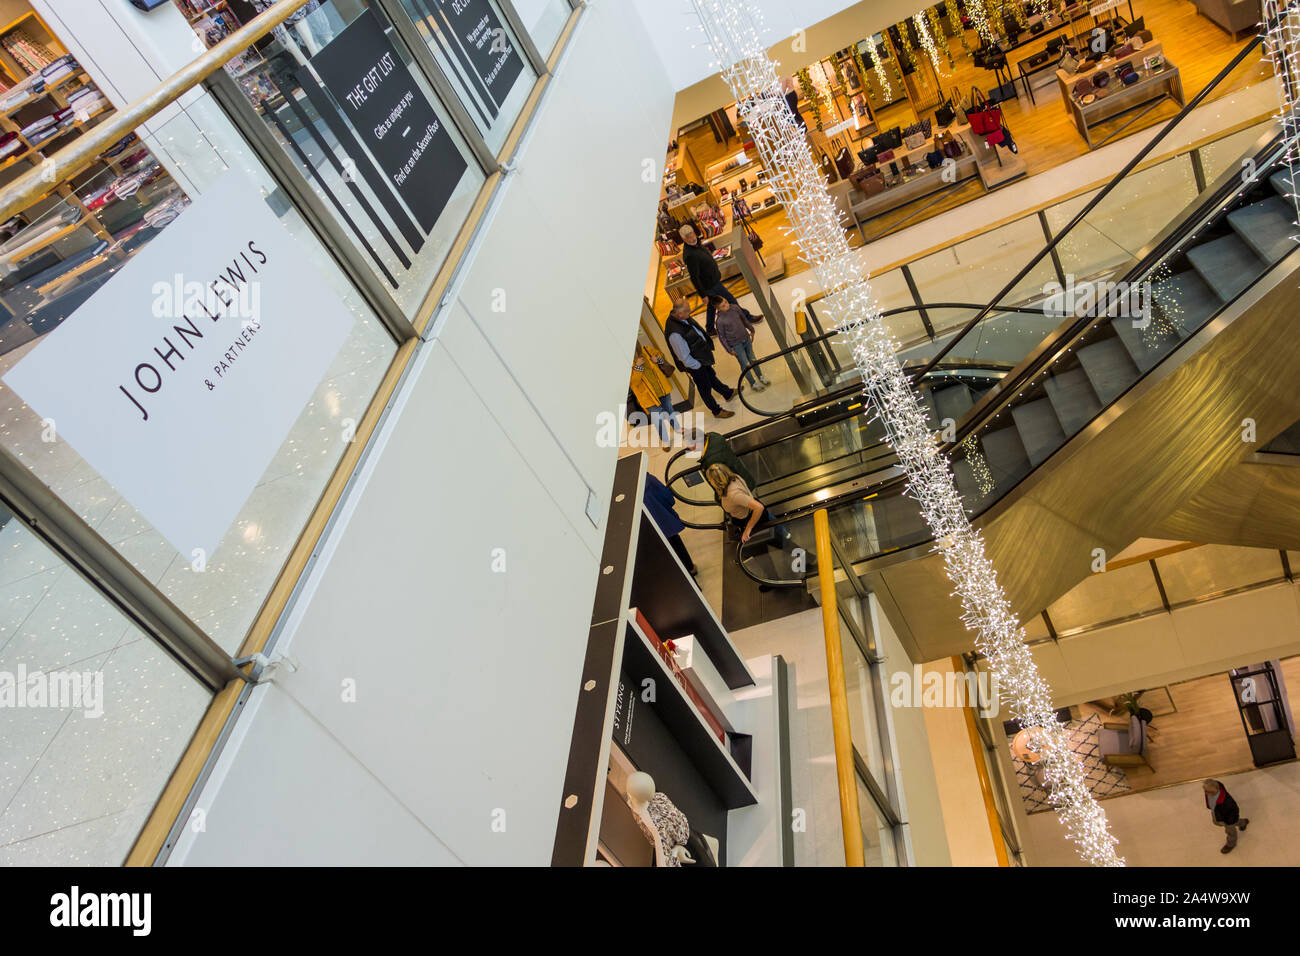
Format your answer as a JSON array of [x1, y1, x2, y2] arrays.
[[3, 212, 93, 263]]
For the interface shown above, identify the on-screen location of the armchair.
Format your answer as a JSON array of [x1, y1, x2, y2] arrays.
[[1098, 713, 1152, 770]]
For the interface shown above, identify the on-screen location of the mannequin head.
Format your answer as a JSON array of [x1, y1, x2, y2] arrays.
[[626, 771, 657, 805]]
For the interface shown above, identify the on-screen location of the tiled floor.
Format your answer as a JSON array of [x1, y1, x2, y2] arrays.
[[1022, 760, 1300, 866]]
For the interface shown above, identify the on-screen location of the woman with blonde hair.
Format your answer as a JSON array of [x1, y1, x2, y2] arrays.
[[705, 463, 791, 549]]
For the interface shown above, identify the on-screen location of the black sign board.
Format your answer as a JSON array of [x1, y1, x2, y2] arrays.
[[433, 0, 525, 114], [305, 9, 467, 233]]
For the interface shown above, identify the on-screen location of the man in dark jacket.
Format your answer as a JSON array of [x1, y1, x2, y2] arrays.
[[644, 474, 696, 575], [1203, 779, 1250, 853], [665, 299, 736, 418], [679, 224, 740, 336]]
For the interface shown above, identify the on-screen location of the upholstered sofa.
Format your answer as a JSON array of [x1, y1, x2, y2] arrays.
[[1099, 714, 1152, 769], [1189, 0, 1261, 41]]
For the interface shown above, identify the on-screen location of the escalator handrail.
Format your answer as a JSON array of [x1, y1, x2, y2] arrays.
[[662, 353, 1016, 508], [945, 128, 1291, 457], [908, 26, 1275, 384]]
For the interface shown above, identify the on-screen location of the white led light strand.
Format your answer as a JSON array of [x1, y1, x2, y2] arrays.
[[966, 0, 998, 45], [913, 12, 947, 77], [689, 0, 1124, 867], [1264, 0, 1300, 238], [866, 40, 893, 102]]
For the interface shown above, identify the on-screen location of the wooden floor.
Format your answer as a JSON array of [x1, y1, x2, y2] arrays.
[[1077, 656, 1300, 798], [652, 0, 1268, 323]]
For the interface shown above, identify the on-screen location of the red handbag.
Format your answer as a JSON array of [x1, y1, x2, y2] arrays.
[[967, 88, 1003, 136]]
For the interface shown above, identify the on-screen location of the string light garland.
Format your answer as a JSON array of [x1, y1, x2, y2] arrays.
[[688, 0, 1124, 868], [896, 21, 920, 70], [1264, 0, 1300, 238], [925, 7, 955, 69], [910, 13, 944, 78], [966, 0, 998, 44], [946, 1, 971, 52], [864, 38, 894, 102]]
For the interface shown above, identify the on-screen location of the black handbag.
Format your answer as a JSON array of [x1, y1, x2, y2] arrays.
[[925, 149, 944, 169], [986, 80, 1017, 104], [858, 146, 879, 166]]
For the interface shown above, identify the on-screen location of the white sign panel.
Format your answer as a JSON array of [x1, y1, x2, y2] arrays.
[[4, 171, 355, 558]]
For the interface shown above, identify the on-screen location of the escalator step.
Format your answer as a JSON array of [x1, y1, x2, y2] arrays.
[[1186, 234, 1262, 302], [1011, 398, 1068, 466], [932, 383, 974, 430], [1227, 196, 1297, 265], [1044, 367, 1103, 435], [980, 425, 1031, 490], [1149, 269, 1220, 338], [1113, 312, 1179, 373], [1269, 169, 1299, 202], [1077, 336, 1140, 404]]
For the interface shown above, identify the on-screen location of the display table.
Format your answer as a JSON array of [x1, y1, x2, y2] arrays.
[[1054, 41, 1166, 114], [1068, 64, 1184, 148]]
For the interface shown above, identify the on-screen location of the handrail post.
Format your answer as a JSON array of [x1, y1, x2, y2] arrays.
[[813, 508, 866, 867]]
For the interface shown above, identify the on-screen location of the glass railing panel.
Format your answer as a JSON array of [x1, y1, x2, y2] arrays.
[[1199, 118, 1280, 183], [908, 215, 1059, 309], [510, 0, 570, 59], [1046, 154, 1199, 281], [841, 627, 887, 783], [1153, 545, 1287, 604], [0, 511, 210, 864], [855, 773, 899, 867], [1046, 561, 1164, 632]]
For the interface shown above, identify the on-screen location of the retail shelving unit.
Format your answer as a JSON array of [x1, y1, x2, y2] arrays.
[[553, 453, 792, 867]]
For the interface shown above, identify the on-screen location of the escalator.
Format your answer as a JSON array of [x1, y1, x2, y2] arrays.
[[665, 29, 1300, 644]]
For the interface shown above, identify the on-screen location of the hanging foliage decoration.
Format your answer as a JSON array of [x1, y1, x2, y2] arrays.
[[796, 67, 823, 130]]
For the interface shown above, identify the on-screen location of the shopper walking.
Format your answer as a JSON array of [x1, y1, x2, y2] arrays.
[[630, 343, 682, 443], [679, 224, 740, 336], [643, 474, 697, 576], [704, 463, 792, 550], [665, 299, 736, 419], [713, 296, 770, 392], [689, 430, 756, 490], [1203, 779, 1250, 854]]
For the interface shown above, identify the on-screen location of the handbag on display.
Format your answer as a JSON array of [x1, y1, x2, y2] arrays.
[[935, 101, 956, 128], [862, 173, 888, 196], [940, 131, 962, 158], [819, 151, 838, 183], [904, 129, 927, 150], [1114, 42, 1134, 58], [835, 147, 855, 179], [1060, 51, 1080, 74], [925, 149, 944, 169], [1073, 77, 1094, 96], [881, 126, 903, 150], [858, 146, 879, 166], [1092, 70, 1110, 88], [875, 148, 895, 164], [966, 90, 1003, 137]]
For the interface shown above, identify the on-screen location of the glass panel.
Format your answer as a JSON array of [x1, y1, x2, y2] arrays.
[[227, 0, 487, 317], [0, 108, 396, 653], [855, 774, 898, 867], [1046, 561, 1164, 632], [397, 0, 538, 154], [907, 216, 1058, 310], [841, 627, 886, 782], [0, 510, 210, 864], [1198, 120, 1278, 184], [1046, 155, 1199, 281], [508, 0, 569, 59], [1154, 545, 1286, 605]]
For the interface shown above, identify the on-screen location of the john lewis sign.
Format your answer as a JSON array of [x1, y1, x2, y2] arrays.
[[4, 171, 355, 558]]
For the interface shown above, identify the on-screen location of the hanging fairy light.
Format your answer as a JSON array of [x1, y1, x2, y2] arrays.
[[966, 0, 998, 44], [862, 38, 894, 102], [688, 0, 1124, 868], [913, 13, 947, 77], [925, 7, 955, 69], [1263, 0, 1300, 239]]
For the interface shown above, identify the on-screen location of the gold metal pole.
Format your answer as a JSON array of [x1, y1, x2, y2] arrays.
[[813, 508, 865, 867], [952, 655, 1011, 867]]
